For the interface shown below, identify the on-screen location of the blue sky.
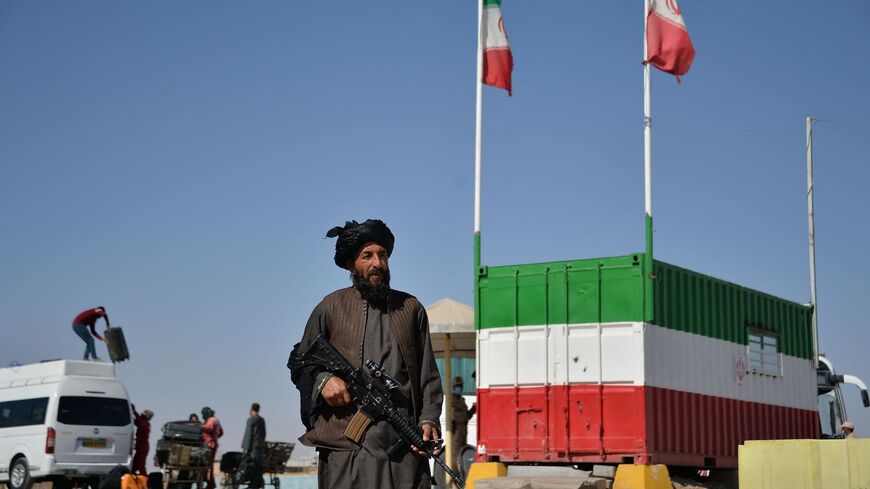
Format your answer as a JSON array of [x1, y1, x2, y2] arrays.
[[1, 1, 869, 461]]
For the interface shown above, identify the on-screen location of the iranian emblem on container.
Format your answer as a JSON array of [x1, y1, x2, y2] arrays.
[[735, 354, 747, 384]]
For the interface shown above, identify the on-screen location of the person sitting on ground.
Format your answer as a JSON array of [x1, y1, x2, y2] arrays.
[[72, 306, 109, 361]]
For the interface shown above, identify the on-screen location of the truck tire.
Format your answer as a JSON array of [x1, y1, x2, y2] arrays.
[[9, 457, 33, 489]]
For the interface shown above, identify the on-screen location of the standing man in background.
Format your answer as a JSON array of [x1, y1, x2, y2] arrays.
[[201, 407, 223, 489], [72, 306, 109, 361], [242, 403, 267, 489], [449, 376, 474, 464], [131, 405, 154, 474]]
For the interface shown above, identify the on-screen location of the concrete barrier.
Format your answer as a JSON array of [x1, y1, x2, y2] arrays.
[[612, 465, 671, 489], [738, 439, 870, 489]]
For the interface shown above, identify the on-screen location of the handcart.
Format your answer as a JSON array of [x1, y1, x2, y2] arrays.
[[161, 443, 211, 489], [262, 442, 295, 488], [220, 441, 295, 489], [154, 421, 211, 489]]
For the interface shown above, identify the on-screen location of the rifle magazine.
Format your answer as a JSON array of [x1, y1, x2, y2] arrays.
[[343, 411, 373, 444]]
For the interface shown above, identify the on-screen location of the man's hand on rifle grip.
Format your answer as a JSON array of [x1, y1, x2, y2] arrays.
[[322, 376, 352, 407], [412, 424, 442, 457]]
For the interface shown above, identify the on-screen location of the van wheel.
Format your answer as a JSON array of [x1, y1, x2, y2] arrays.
[[9, 457, 33, 489]]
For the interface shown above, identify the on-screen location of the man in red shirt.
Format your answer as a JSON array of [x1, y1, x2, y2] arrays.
[[72, 306, 109, 361], [131, 405, 154, 474]]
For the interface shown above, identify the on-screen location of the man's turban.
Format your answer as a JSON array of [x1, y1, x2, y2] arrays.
[[326, 219, 395, 269]]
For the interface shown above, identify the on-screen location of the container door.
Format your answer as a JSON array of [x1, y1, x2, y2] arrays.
[[565, 266, 604, 456], [516, 322, 548, 454]]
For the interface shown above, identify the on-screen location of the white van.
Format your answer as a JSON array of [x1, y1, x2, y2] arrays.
[[0, 360, 133, 489]]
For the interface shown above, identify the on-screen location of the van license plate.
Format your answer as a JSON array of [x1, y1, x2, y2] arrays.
[[83, 439, 107, 448]]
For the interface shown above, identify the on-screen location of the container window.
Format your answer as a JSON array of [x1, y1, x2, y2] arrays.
[[0, 397, 49, 428], [57, 396, 130, 426], [747, 330, 781, 376]]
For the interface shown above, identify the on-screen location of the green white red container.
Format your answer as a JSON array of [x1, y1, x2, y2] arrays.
[[475, 252, 818, 468]]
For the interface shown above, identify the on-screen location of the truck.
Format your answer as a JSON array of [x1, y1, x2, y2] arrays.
[[817, 355, 869, 439]]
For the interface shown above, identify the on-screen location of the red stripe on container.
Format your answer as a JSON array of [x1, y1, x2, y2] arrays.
[[476, 385, 818, 468]]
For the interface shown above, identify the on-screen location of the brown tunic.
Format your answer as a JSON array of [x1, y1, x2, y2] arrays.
[[297, 287, 443, 489]]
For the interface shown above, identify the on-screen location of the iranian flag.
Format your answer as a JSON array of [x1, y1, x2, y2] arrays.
[[482, 0, 513, 95], [646, 0, 695, 79]]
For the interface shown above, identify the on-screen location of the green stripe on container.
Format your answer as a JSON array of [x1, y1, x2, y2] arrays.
[[483, 0, 502, 6], [478, 254, 645, 329], [476, 254, 813, 360]]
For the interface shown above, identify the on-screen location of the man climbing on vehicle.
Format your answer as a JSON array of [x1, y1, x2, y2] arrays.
[[71, 306, 109, 361]]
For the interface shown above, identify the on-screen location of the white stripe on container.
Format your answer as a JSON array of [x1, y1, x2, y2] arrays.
[[477, 322, 817, 411]]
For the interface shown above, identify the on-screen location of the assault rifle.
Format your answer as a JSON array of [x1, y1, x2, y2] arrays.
[[300, 334, 465, 489]]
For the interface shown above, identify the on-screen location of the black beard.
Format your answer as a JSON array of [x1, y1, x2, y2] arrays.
[[351, 269, 391, 305]]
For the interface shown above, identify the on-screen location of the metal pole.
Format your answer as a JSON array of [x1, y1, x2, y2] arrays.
[[807, 116, 819, 366], [643, 0, 652, 221], [474, 0, 484, 276], [444, 334, 454, 486], [471, 0, 484, 475], [643, 0, 655, 320]]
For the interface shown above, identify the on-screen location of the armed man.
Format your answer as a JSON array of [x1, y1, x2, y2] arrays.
[[289, 219, 444, 488]]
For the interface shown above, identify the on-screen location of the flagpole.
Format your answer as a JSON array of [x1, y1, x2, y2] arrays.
[[473, 0, 484, 480], [806, 116, 819, 367], [643, 0, 654, 321], [474, 0, 484, 277], [473, 0, 483, 369]]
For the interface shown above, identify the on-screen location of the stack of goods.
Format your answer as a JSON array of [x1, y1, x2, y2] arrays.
[[154, 421, 205, 467], [166, 444, 210, 467], [187, 446, 211, 467]]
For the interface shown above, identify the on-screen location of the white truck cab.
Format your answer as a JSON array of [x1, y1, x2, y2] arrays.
[[817, 355, 870, 438], [0, 360, 133, 489]]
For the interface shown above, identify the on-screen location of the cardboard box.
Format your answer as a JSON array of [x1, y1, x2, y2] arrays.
[[169, 444, 192, 466]]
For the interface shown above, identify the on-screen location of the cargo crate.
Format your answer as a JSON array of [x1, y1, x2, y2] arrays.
[[475, 253, 818, 468]]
